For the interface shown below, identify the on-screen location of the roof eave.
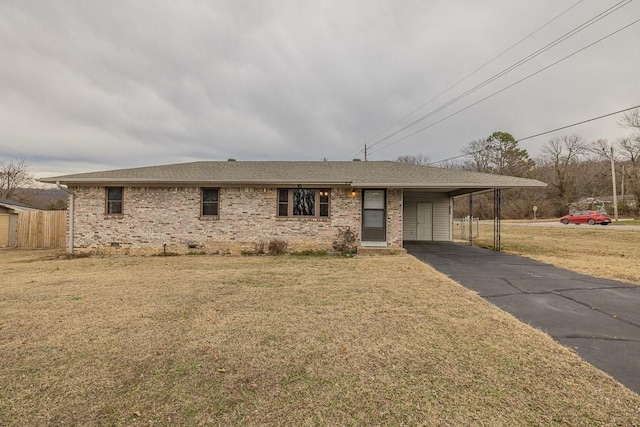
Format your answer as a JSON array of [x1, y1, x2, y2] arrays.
[[38, 178, 355, 187]]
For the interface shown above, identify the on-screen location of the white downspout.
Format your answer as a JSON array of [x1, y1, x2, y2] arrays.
[[56, 181, 74, 254]]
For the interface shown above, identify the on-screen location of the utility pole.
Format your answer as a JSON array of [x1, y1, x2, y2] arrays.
[[364, 144, 368, 161], [621, 164, 625, 205], [610, 145, 619, 221]]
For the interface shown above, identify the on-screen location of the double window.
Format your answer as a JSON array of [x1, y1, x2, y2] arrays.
[[201, 188, 219, 217], [106, 187, 124, 214], [278, 189, 330, 218]]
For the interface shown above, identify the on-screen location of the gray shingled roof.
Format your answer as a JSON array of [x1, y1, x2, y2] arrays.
[[39, 161, 546, 191]]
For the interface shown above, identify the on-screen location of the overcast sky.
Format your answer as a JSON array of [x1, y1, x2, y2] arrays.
[[1, 0, 639, 179]]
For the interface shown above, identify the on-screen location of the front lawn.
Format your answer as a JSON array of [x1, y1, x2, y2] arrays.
[[492, 225, 640, 285], [1, 250, 638, 425]]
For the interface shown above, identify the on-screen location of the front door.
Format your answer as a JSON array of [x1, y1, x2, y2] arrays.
[[361, 189, 386, 242], [417, 203, 433, 240]]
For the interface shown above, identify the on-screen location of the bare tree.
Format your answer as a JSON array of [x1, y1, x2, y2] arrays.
[[571, 158, 610, 201], [618, 110, 640, 216], [541, 135, 588, 163], [395, 154, 431, 165], [0, 158, 32, 200], [618, 137, 640, 163], [589, 138, 613, 159], [617, 136, 640, 217], [539, 134, 588, 213], [590, 109, 640, 217], [619, 109, 640, 130], [461, 138, 493, 172], [437, 159, 463, 169]]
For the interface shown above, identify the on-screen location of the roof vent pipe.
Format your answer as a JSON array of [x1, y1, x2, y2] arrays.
[[352, 158, 362, 162]]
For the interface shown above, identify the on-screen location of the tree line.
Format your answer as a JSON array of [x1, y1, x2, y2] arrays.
[[0, 159, 67, 210], [397, 109, 640, 219]]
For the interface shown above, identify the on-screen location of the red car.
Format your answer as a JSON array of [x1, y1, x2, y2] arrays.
[[560, 210, 611, 225]]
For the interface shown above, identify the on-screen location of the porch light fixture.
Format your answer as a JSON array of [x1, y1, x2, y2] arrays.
[[350, 190, 358, 197]]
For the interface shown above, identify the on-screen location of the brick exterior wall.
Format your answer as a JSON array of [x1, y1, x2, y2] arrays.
[[69, 186, 404, 254], [387, 189, 403, 248]]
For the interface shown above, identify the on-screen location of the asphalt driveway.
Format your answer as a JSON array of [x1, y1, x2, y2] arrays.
[[405, 241, 640, 394]]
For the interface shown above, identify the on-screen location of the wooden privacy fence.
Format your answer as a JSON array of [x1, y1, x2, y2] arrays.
[[17, 211, 67, 249]]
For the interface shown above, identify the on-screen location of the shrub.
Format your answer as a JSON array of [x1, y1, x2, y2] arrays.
[[268, 239, 288, 255], [253, 240, 267, 255], [332, 227, 357, 255]]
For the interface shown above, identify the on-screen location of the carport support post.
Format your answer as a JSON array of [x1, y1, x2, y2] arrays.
[[493, 188, 501, 252], [468, 194, 473, 246]]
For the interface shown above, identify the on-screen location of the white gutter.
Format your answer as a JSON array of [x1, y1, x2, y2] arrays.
[[351, 181, 547, 188], [56, 182, 74, 254]]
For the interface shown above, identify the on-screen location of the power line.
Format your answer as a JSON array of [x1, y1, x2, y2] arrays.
[[363, 0, 632, 154], [425, 152, 474, 166], [516, 104, 640, 142], [426, 104, 640, 166], [352, 0, 586, 159], [362, 0, 630, 155], [368, 16, 640, 157]]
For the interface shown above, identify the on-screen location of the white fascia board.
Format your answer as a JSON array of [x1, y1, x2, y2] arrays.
[[351, 182, 546, 189]]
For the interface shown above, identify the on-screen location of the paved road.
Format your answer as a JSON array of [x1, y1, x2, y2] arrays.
[[405, 242, 640, 394], [500, 221, 640, 231]]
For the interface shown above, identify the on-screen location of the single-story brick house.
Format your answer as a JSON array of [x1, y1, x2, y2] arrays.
[[40, 160, 545, 254]]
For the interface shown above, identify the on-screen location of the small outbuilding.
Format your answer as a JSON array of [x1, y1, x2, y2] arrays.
[[0, 199, 37, 247]]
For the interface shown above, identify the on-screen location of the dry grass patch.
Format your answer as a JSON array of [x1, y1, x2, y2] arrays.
[[470, 225, 640, 285], [1, 249, 639, 425], [610, 219, 640, 225]]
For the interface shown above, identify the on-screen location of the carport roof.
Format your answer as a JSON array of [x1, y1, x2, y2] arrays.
[[39, 161, 546, 193]]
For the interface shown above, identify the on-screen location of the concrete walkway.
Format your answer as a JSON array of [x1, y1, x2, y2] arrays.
[[405, 241, 640, 394]]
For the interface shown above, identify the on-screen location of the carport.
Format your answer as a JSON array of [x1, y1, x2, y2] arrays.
[[402, 186, 510, 251], [406, 241, 640, 394]]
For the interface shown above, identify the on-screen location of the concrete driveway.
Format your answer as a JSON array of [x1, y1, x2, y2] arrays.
[[405, 241, 640, 394]]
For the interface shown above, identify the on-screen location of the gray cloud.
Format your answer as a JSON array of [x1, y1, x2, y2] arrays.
[[1, 0, 639, 177]]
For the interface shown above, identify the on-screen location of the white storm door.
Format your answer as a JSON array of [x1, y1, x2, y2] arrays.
[[417, 203, 433, 241], [362, 189, 386, 242]]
